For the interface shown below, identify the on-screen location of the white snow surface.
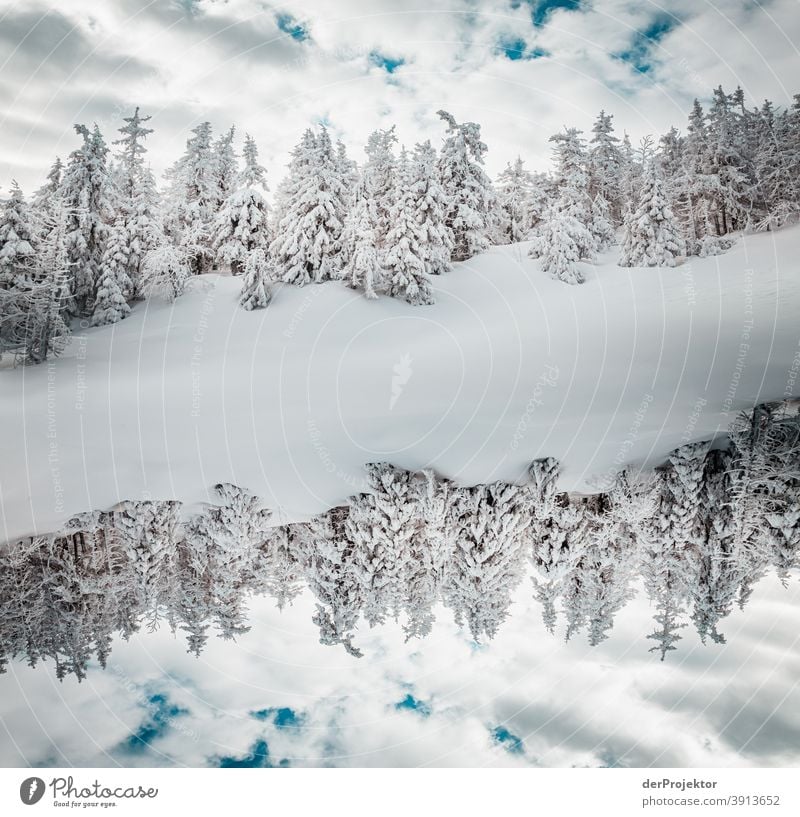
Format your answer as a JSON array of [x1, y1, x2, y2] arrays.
[[2, 228, 800, 542]]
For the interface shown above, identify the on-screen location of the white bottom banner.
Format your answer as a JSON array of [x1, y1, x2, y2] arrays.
[[0, 768, 797, 816]]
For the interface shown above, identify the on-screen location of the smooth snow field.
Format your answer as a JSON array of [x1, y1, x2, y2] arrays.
[[2, 227, 800, 542]]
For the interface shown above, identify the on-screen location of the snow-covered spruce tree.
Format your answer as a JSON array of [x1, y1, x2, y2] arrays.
[[343, 192, 381, 299], [212, 126, 239, 214], [60, 124, 114, 315], [91, 217, 132, 326], [525, 457, 587, 634], [31, 157, 63, 239], [140, 244, 190, 301], [384, 149, 435, 305], [183, 483, 270, 641], [211, 134, 271, 275], [590, 193, 615, 251], [402, 469, 458, 641], [639, 441, 710, 659], [0, 195, 72, 365], [363, 125, 397, 248], [587, 110, 625, 225], [293, 506, 364, 657], [256, 524, 305, 611], [362, 126, 398, 247], [409, 140, 453, 275], [336, 138, 359, 202], [113, 108, 159, 297], [546, 127, 595, 255], [444, 481, 530, 643], [752, 99, 800, 231], [567, 493, 639, 647], [114, 499, 183, 609], [239, 248, 273, 310], [689, 449, 740, 645], [346, 463, 421, 627], [270, 127, 348, 285], [162, 122, 217, 275], [495, 156, 536, 243], [705, 86, 754, 235], [529, 199, 587, 285], [0, 182, 37, 289], [619, 162, 685, 267], [529, 128, 595, 283], [436, 110, 497, 261]]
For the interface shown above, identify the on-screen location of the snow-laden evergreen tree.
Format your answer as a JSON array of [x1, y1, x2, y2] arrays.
[[444, 481, 529, 642], [31, 157, 63, 240], [409, 140, 453, 275], [162, 121, 216, 275], [436, 110, 497, 261], [346, 464, 420, 627], [343, 192, 381, 299], [705, 86, 754, 234], [543, 128, 594, 243], [60, 124, 113, 314], [525, 457, 586, 633], [529, 199, 588, 285], [495, 156, 536, 243], [402, 469, 458, 641], [619, 131, 644, 216], [294, 506, 363, 657], [114, 499, 183, 613], [212, 126, 239, 213], [619, 162, 684, 267], [0, 195, 71, 365], [0, 182, 36, 289], [113, 108, 159, 296], [588, 110, 625, 224], [140, 244, 190, 301], [529, 128, 595, 283], [91, 216, 132, 326], [212, 134, 271, 275], [184, 483, 270, 641], [239, 248, 273, 310], [336, 138, 359, 197], [589, 193, 615, 251], [752, 100, 800, 230], [689, 449, 740, 645], [270, 127, 348, 285], [257, 524, 304, 611], [384, 149, 435, 305], [362, 126, 397, 246]]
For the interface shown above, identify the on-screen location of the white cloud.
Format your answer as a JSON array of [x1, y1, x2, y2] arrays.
[[1, 0, 798, 192]]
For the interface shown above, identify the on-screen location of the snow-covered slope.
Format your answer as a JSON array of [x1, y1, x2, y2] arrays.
[[2, 228, 800, 541]]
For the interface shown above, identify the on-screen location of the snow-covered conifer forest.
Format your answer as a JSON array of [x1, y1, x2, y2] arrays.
[[1, 400, 799, 678], [2, 87, 800, 360]]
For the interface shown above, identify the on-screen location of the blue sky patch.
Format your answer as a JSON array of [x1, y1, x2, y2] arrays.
[[217, 739, 273, 768], [250, 707, 303, 729], [395, 694, 432, 717], [122, 693, 189, 754], [275, 12, 309, 42], [492, 725, 525, 754], [613, 14, 680, 73], [497, 37, 550, 60], [514, 0, 582, 28], [369, 51, 405, 73]]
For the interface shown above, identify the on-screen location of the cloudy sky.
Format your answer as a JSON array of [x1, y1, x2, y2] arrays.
[[2, 576, 799, 768], [1, 0, 799, 194]]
